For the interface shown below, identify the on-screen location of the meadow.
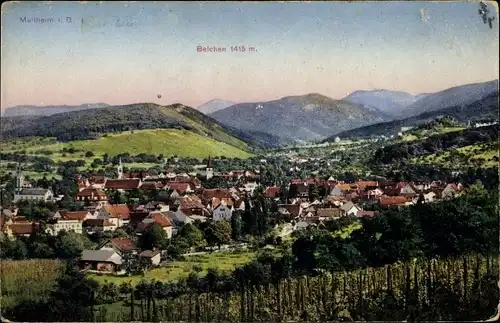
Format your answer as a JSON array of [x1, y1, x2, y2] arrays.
[[88, 250, 256, 286], [0, 259, 64, 309]]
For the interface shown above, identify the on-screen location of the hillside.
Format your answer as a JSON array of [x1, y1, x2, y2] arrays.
[[371, 124, 499, 164], [399, 79, 498, 118], [6, 129, 252, 159], [344, 89, 427, 117], [1, 103, 110, 117], [209, 93, 384, 145], [197, 99, 235, 114], [1, 103, 254, 152], [328, 91, 499, 139]]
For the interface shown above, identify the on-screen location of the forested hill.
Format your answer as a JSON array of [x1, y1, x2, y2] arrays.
[[371, 124, 499, 164], [328, 91, 499, 139], [0, 103, 258, 151]]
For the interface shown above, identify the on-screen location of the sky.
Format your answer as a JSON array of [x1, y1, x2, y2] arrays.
[[1, 1, 499, 109]]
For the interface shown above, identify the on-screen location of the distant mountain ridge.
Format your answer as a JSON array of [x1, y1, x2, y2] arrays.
[[197, 99, 235, 114], [344, 90, 427, 117], [209, 93, 384, 145], [1, 103, 110, 117], [399, 79, 498, 118], [326, 91, 499, 140]]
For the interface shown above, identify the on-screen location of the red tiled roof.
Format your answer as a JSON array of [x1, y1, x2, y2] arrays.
[[356, 181, 378, 189], [316, 208, 344, 218], [169, 183, 191, 193], [103, 204, 131, 220], [12, 216, 29, 223], [89, 175, 106, 184], [104, 179, 141, 189], [201, 189, 233, 202], [61, 211, 89, 221], [140, 181, 164, 190], [264, 186, 281, 198], [212, 197, 234, 209], [76, 188, 108, 199], [179, 196, 205, 209], [379, 196, 408, 207], [9, 223, 38, 235], [149, 213, 173, 227], [357, 210, 376, 217], [278, 204, 301, 217], [111, 237, 136, 251]]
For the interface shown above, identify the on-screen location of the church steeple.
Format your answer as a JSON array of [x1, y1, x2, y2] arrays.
[[117, 158, 123, 179], [206, 156, 213, 180], [15, 163, 24, 190]]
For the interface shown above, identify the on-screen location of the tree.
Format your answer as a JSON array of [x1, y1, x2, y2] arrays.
[[231, 211, 243, 241], [85, 151, 95, 158], [205, 220, 232, 248], [55, 231, 92, 259], [140, 223, 168, 250], [176, 223, 206, 249]]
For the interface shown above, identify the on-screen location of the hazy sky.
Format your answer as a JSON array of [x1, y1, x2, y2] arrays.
[[1, 1, 499, 109]]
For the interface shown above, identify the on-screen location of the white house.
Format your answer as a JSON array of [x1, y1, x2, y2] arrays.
[[97, 204, 131, 227], [13, 188, 54, 203], [340, 201, 362, 217], [46, 211, 92, 236], [212, 202, 233, 221], [139, 250, 162, 267]]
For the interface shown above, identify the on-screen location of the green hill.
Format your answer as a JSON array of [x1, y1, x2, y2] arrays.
[[1, 103, 254, 152], [5, 129, 253, 159]]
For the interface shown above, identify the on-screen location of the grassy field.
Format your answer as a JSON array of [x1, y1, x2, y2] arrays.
[[88, 250, 256, 286], [0, 259, 64, 309], [3, 129, 252, 159], [413, 144, 499, 168]]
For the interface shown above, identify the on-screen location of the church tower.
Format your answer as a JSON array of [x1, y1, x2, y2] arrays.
[[15, 163, 24, 191], [206, 156, 213, 180], [117, 158, 123, 179]]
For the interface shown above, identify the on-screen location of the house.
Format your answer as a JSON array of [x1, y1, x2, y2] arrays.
[[316, 207, 345, 220], [329, 184, 351, 197], [136, 212, 173, 239], [241, 181, 259, 195], [13, 188, 54, 203], [45, 211, 92, 236], [212, 199, 234, 221], [88, 175, 107, 189], [379, 196, 411, 208], [3, 222, 39, 238], [139, 181, 164, 191], [99, 237, 138, 255], [168, 183, 194, 198], [98, 204, 131, 227], [367, 188, 384, 199], [422, 190, 438, 203], [277, 204, 302, 218], [264, 186, 281, 198], [356, 210, 376, 218], [340, 201, 361, 216], [441, 183, 462, 199], [76, 187, 109, 205], [83, 218, 117, 233], [138, 250, 162, 267], [104, 179, 142, 191], [356, 181, 378, 191], [80, 249, 123, 274]]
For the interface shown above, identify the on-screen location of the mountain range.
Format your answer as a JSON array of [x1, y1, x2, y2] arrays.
[[326, 90, 499, 140], [197, 99, 235, 114], [209, 93, 385, 145], [398, 79, 498, 118], [343, 90, 428, 117], [1, 103, 110, 117]]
